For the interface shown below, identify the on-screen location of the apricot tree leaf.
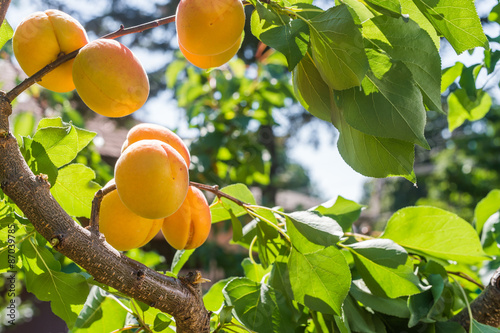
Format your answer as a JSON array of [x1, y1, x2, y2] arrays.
[[347, 239, 421, 298], [382, 206, 488, 264], [0, 20, 13, 50], [50, 164, 101, 218], [474, 190, 500, 235], [413, 0, 488, 54], [74, 286, 128, 332], [223, 277, 296, 333], [210, 184, 256, 223], [309, 4, 369, 90], [447, 89, 492, 132], [171, 249, 195, 275], [21, 238, 89, 329], [34, 118, 96, 168], [334, 106, 416, 181]]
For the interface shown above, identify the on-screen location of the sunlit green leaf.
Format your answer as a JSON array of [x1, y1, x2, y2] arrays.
[[313, 196, 364, 232], [474, 189, 500, 235], [210, 184, 256, 223], [412, 0, 488, 54], [447, 89, 492, 132], [309, 5, 369, 90], [382, 206, 488, 264], [50, 164, 101, 218], [171, 249, 195, 275], [0, 19, 13, 50], [21, 238, 89, 328]]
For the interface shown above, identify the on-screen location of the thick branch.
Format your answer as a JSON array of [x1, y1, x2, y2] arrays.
[[0, 95, 209, 332], [451, 266, 500, 331]]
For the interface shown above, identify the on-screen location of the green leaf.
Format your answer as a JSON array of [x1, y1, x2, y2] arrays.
[[203, 278, 232, 312], [412, 0, 488, 54], [165, 59, 186, 89], [474, 190, 500, 235], [250, 5, 310, 70], [288, 244, 351, 315], [471, 319, 500, 333], [400, 0, 440, 49], [210, 184, 256, 223], [364, 15, 442, 113], [73, 286, 128, 332], [21, 238, 89, 328], [170, 249, 195, 275], [313, 196, 364, 232], [241, 258, 271, 282], [348, 239, 421, 298], [21, 137, 58, 185], [13, 112, 36, 143], [153, 313, 173, 332], [285, 211, 343, 247], [447, 89, 492, 132], [381, 206, 488, 264], [339, 59, 429, 148], [34, 118, 96, 168], [309, 5, 369, 90], [364, 0, 401, 17], [0, 19, 13, 50], [441, 62, 464, 93], [350, 281, 410, 318], [229, 210, 243, 242], [293, 52, 333, 122], [50, 164, 101, 218], [223, 278, 296, 333], [333, 105, 416, 181]]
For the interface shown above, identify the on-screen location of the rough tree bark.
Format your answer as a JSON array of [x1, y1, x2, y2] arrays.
[[452, 267, 500, 331], [0, 93, 210, 331]]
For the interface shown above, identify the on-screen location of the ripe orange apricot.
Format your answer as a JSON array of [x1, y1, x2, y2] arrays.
[[122, 123, 191, 167], [179, 34, 242, 69], [115, 139, 189, 219], [12, 9, 88, 92], [176, 0, 245, 56], [72, 39, 149, 118], [161, 186, 212, 250], [99, 181, 163, 251]]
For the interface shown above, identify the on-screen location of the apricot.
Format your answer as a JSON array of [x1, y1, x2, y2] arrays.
[[99, 181, 163, 251], [180, 34, 242, 69], [115, 139, 189, 219], [12, 9, 89, 92], [176, 0, 245, 56], [122, 123, 191, 167], [72, 39, 149, 118], [161, 186, 212, 250]]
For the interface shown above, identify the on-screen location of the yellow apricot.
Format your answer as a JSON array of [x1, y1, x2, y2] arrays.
[[161, 186, 212, 250], [72, 39, 149, 118], [180, 34, 242, 69], [12, 9, 88, 92], [122, 123, 191, 167], [115, 139, 189, 219], [176, 0, 245, 56], [99, 181, 162, 251]]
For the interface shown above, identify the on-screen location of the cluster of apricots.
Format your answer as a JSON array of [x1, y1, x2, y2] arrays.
[[176, 0, 245, 68], [99, 123, 212, 251], [12, 9, 149, 118]]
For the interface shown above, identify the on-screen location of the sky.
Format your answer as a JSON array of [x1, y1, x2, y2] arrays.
[[5, 0, 498, 204]]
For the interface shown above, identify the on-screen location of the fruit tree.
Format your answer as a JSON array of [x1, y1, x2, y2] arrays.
[[1, 0, 500, 332]]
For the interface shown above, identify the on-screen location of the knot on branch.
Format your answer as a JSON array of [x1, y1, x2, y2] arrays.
[[136, 269, 145, 280], [50, 234, 65, 248], [35, 173, 51, 187]]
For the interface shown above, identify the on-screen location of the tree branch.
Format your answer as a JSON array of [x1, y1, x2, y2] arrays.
[[451, 266, 500, 331], [0, 0, 11, 26], [0, 94, 210, 332]]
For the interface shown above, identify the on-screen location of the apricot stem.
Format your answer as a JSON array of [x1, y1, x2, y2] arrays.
[[5, 14, 175, 102], [190, 181, 248, 207], [246, 207, 291, 243], [88, 181, 117, 234]]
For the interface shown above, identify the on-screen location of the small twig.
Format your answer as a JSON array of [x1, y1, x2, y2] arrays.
[[448, 271, 485, 290], [5, 14, 176, 102], [88, 181, 117, 233], [0, 0, 12, 27], [190, 181, 248, 207]]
